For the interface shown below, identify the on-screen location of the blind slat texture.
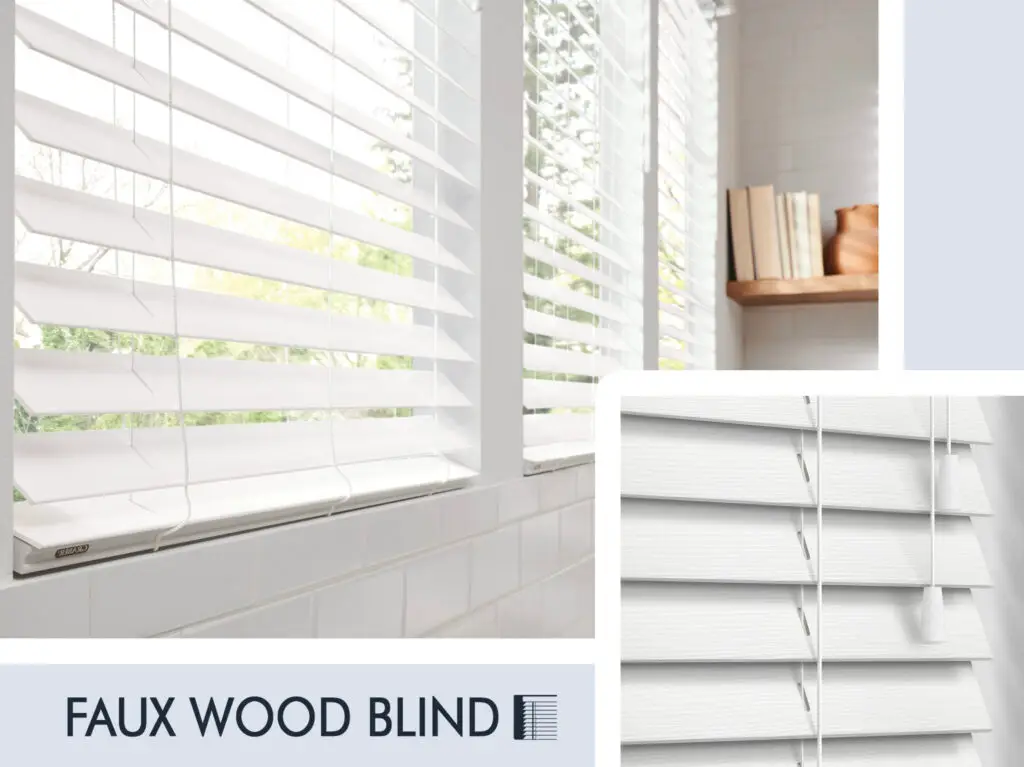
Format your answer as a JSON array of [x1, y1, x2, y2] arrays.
[[621, 395, 993, 758], [622, 663, 990, 744]]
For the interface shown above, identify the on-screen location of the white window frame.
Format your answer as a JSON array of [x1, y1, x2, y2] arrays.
[[0, 0, 718, 583]]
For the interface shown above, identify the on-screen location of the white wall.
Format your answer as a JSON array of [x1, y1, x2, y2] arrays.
[[0, 465, 594, 638], [715, 14, 744, 370], [971, 399, 1024, 767], [731, 0, 879, 370]]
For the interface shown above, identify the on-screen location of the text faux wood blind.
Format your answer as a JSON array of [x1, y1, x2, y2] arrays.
[[621, 396, 992, 765]]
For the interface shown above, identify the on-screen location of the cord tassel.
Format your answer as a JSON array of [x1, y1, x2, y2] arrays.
[[937, 397, 961, 512]]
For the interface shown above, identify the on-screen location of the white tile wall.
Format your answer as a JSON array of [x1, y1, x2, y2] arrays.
[[742, 303, 879, 370], [733, 0, 879, 370], [0, 465, 595, 638]]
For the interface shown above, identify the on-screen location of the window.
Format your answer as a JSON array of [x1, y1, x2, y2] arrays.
[[5, 0, 723, 577], [621, 396, 992, 762], [521, 0, 647, 473], [658, 0, 718, 369], [11, 0, 479, 573]]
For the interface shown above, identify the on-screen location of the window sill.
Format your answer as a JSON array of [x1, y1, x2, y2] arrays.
[[14, 456, 474, 575], [523, 442, 595, 476]]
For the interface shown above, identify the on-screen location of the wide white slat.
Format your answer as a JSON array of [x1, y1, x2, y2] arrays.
[[15, 177, 471, 316], [14, 349, 470, 416], [523, 344, 618, 377], [114, 0, 471, 185], [14, 415, 470, 504], [244, 0, 469, 140], [524, 274, 630, 324], [622, 583, 990, 662], [523, 308, 626, 351], [524, 412, 593, 448], [621, 663, 990, 744], [622, 734, 982, 767], [15, 93, 469, 273], [621, 500, 990, 588], [525, 236, 635, 297], [15, 263, 471, 362], [621, 417, 992, 516], [15, 455, 474, 551], [14, 8, 470, 229], [523, 379, 595, 410], [523, 204, 631, 270], [621, 396, 991, 444]]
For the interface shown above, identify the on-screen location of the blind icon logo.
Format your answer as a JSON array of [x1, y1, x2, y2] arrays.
[[512, 694, 557, 741]]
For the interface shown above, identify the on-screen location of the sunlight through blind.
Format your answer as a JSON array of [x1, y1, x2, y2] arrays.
[[522, 0, 646, 473], [11, 0, 479, 572], [658, 0, 717, 370]]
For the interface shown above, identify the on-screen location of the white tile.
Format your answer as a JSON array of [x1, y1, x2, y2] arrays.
[[182, 596, 313, 638], [494, 581, 549, 638], [560, 501, 594, 568], [576, 463, 596, 500], [430, 605, 501, 638], [404, 545, 471, 636], [469, 526, 520, 608], [520, 511, 561, 585], [315, 569, 404, 638], [538, 467, 578, 511], [440, 487, 499, 544], [0, 572, 89, 638], [362, 496, 444, 569], [88, 535, 261, 637], [498, 476, 540, 524], [251, 512, 364, 601]]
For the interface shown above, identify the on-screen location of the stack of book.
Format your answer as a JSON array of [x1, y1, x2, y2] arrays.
[[728, 185, 825, 281]]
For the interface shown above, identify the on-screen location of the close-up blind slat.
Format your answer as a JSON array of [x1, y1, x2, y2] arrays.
[[621, 395, 994, 764], [11, 0, 480, 572]]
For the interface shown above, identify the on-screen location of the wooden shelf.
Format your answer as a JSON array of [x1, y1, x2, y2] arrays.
[[727, 274, 878, 307]]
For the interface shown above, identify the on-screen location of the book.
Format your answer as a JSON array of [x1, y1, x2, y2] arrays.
[[807, 193, 825, 277], [748, 185, 783, 280], [784, 194, 800, 278], [727, 188, 756, 281], [791, 191, 812, 278], [775, 194, 793, 279]]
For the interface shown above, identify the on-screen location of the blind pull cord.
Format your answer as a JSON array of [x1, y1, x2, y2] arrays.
[[921, 397, 946, 643]]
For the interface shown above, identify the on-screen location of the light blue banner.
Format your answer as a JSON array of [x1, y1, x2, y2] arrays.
[[0, 664, 594, 765]]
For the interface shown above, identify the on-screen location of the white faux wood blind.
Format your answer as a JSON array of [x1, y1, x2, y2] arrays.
[[11, 0, 479, 568], [657, 0, 717, 370], [522, 0, 645, 472], [621, 396, 993, 764]]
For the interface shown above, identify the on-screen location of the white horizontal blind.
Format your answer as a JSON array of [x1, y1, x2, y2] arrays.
[[11, 0, 479, 570], [621, 396, 993, 764], [657, 0, 717, 369], [522, 0, 645, 472]]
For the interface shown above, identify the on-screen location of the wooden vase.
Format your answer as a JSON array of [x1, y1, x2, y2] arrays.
[[824, 204, 878, 275]]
